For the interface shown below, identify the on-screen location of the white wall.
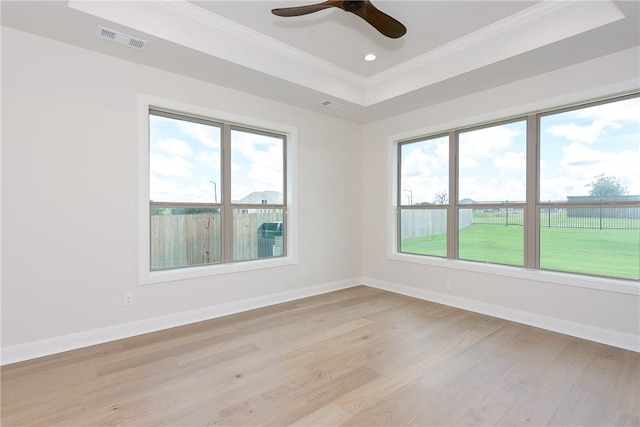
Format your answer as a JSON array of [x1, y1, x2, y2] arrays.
[[1, 28, 362, 361], [2, 27, 639, 363], [361, 47, 640, 351]]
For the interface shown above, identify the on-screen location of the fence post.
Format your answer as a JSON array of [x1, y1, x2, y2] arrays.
[[505, 201, 508, 226], [600, 207, 603, 230]]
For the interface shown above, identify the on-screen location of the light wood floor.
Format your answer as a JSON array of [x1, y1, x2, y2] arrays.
[[2, 286, 639, 426]]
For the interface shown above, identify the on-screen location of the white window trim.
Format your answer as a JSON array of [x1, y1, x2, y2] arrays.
[[138, 95, 298, 285], [386, 90, 640, 296]]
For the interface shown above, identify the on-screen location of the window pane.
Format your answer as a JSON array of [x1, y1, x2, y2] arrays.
[[399, 209, 447, 256], [539, 207, 639, 280], [400, 135, 449, 206], [540, 97, 640, 203], [233, 209, 285, 262], [231, 129, 284, 204], [149, 113, 221, 203], [458, 208, 524, 266], [458, 121, 526, 204], [150, 208, 221, 270]]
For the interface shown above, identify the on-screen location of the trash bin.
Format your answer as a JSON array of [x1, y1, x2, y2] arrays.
[[257, 222, 283, 258]]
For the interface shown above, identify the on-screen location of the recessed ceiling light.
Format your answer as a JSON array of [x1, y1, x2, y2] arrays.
[[364, 53, 377, 62]]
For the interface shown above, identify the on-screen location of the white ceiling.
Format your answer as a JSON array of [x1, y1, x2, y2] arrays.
[[2, 1, 639, 123]]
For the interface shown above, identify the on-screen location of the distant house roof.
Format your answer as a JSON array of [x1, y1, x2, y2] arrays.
[[459, 198, 478, 204], [235, 191, 282, 204]]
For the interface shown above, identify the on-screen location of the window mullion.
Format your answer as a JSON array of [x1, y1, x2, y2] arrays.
[[525, 114, 539, 269], [222, 123, 233, 263], [448, 130, 458, 259]]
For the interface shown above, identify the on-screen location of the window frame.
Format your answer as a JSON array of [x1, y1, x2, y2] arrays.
[[536, 94, 640, 278], [139, 96, 297, 285], [455, 117, 529, 267], [393, 92, 640, 287], [397, 132, 451, 259]]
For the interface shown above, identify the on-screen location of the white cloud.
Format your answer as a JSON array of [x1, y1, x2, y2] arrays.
[[155, 138, 193, 157], [150, 175, 215, 203], [459, 124, 522, 161], [231, 131, 284, 199], [458, 177, 525, 203], [150, 153, 193, 178], [493, 151, 525, 170], [540, 143, 640, 200], [195, 150, 221, 172], [400, 138, 449, 204], [546, 97, 639, 144], [547, 120, 613, 143], [577, 97, 640, 123], [402, 146, 446, 178], [177, 120, 221, 148]]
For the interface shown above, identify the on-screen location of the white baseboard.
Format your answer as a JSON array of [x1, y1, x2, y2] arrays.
[[4, 276, 636, 365], [363, 277, 640, 353], [1, 279, 361, 366]]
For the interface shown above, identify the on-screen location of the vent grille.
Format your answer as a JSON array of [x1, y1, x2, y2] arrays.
[[319, 100, 342, 110], [97, 26, 147, 51]]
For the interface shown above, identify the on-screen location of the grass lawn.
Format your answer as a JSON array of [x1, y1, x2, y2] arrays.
[[540, 227, 639, 279], [401, 224, 639, 280]]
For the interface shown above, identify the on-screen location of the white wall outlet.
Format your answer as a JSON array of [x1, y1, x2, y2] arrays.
[[445, 280, 452, 292], [124, 292, 134, 306], [298, 266, 305, 276]]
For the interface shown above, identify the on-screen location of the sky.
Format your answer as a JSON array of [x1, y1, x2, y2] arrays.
[[540, 96, 640, 202], [149, 114, 284, 204], [401, 96, 639, 205]]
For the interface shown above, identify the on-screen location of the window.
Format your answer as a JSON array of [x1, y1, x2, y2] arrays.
[[458, 120, 527, 266], [149, 109, 287, 272], [398, 134, 449, 257], [396, 93, 639, 281], [539, 97, 640, 280]]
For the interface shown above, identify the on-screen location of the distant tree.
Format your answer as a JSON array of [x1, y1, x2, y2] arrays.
[[587, 174, 627, 197], [150, 207, 219, 215], [151, 208, 170, 215], [433, 190, 448, 205]]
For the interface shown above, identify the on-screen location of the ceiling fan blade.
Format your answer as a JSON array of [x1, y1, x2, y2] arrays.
[[272, 1, 407, 39], [350, 1, 406, 39], [272, 1, 340, 17]]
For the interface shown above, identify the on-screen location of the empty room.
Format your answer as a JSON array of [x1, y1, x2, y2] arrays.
[[1, 1, 639, 426]]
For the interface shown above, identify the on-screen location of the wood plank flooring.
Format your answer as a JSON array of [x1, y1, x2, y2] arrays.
[[2, 286, 639, 426]]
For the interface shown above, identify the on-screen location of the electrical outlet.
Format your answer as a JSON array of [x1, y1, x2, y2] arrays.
[[124, 292, 134, 306], [445, 280, 452, 292], [298, 267, 305, 276]]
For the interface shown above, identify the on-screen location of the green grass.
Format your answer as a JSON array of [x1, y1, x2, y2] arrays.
[[401, 233, 447, 258], [401, 224, 639, 280], [540, 227, 639, 279]]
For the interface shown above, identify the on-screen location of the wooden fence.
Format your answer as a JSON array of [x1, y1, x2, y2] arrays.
[[401, 209, 473, 239], [151, 212, 282, 270]]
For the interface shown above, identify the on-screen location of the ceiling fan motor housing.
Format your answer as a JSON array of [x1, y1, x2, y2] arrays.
[[344, 1, 365, 12]]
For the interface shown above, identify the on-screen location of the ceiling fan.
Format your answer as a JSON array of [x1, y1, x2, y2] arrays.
[[271, 1, 407, 39]]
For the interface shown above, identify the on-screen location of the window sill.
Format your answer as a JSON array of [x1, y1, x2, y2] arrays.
[[139, 255, 297, 285], [388, 252, 639, 296]]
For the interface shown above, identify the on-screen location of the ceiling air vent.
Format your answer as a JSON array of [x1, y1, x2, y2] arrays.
[[97, 26, 147, 51], [319, 100, 342, 110]]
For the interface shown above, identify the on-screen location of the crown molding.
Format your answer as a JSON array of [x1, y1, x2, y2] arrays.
[[363, 0, 625, 105], [67, 0, 368, 104], [153, 0, 365, 86], [68, 0, 625, 108]]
